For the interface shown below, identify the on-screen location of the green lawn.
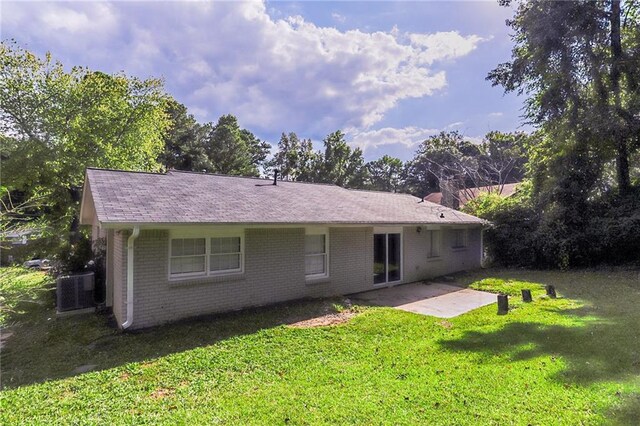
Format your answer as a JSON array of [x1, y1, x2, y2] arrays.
[[0, 266, 53, 327], [1, 268, 639, 425]]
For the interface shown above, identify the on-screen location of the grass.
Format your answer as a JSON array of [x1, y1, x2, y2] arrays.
[[468, 277, 547, 297], [1, 268, 640, 424], [0, 266, 53, 327]]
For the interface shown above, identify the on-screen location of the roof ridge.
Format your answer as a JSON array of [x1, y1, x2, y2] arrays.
[[86, 167, 166, 176], [168, 169, 271, 183], [87, 167, 341, 188], [344, 187, 418, 198], [168, 169, 342, 188]]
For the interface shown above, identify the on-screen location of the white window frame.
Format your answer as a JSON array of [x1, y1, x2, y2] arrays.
[[451, 228, 468, 249], [168, 229, 244, 280], [168, 237, 207, 279], [305, 227, 329, 281], [427, 230, 442, 259], [209, 236, 244, 276]]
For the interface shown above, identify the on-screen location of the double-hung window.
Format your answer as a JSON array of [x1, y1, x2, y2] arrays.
[[305, 230, 328, 279], [170, 238, 206, 277], [209, 236, 242, 274], [169, 232, 244, 279], [451, 229, 467, 249], [427, 230, 441, 258]]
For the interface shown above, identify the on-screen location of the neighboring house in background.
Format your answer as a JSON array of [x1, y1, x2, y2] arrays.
[[80, 168, 485, 330], [424, 182, 520, 209], [0, 228, 43, 266]]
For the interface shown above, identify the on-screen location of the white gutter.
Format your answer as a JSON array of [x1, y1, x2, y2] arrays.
[[480, 227, 485, 266], [122, 226, 140, 329]]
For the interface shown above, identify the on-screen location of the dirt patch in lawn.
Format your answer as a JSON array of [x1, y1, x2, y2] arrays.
[[150, 388, 175, 400], [288, 310, 357, 328], [438, 320, 454, 329]]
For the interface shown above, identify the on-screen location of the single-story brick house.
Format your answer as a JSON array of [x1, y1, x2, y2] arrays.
[[80, 168, 485, 329]]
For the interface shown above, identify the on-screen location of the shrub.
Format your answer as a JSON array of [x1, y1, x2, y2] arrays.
[[465, 183, 640, 268], [464, 184, 540, 267]]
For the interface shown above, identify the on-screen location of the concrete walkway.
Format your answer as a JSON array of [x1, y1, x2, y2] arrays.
[[352, 282, 496, 318]]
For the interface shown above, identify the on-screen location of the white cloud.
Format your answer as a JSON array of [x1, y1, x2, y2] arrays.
[[3, 1, 487, 137], [347, 126, 487, 156], [331, 12, 346, 23], [39, 7, 91, 33], [488, 112, 504, 117], [445, 121, 464, 129], [38, 3, 117, 34], [348, 126, 440, 151], [409, 32, 488, 65]]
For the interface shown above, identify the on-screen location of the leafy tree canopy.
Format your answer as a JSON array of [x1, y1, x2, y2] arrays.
[[365, 155, 404, 192], [488, 0, 640, 195], [158, 103, 270, 177], [404, 131, 483, 197], [264, 132, 319, 181], [158, 99, 209, 172], [1, 40, 170, 238], [316, 130, 368, 188], [201, 114, 270, 177]]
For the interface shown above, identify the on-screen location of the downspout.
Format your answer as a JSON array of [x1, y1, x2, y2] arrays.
[[122, 226, 140, 329], [480, 223, 486, 267]]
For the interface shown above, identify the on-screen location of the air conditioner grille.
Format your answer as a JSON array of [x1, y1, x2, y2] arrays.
[[56, 272, 95, 312]]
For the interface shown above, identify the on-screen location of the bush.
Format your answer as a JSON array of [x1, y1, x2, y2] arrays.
[[465, 184, 640, 268], [54, 234, 107, 303], [55, 236, 94, 274], [464, 184, 540, 267]]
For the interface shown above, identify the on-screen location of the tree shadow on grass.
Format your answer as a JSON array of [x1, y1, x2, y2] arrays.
[[439, 269, 640, 423], [0, 294, 354, 389], [440, 317, 640, 384]]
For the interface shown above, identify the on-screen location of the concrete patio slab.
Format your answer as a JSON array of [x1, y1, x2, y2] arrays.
[[351, 282, 496, 318]]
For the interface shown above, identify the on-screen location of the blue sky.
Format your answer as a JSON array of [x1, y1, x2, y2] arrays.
[[2, 1, 529, 161]]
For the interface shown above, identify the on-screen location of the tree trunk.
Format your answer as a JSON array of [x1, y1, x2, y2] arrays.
[[610, 0, 631, 195], [69, 186, 82, 244]]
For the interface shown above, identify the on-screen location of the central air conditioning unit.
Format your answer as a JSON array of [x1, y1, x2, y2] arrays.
[[56, 272, 95, 312]]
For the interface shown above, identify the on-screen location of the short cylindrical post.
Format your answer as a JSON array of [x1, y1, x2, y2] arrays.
[[546, 285, 557, 299], [521, 289, 532, 303], [497, 294, 509, 315]]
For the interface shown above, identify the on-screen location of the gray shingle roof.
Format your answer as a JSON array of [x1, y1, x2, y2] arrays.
[[82, 168, 484, 226]]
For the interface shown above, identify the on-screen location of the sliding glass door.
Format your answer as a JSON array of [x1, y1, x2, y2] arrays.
[[373, 232, 402, 285], [373, 234, 387, 284]]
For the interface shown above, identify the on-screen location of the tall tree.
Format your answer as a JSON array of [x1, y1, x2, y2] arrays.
[[158, 99, 208, 171], [366, 155, 404, 192], [488, 0, 640, 195], [265, 132, 322, 181], [403, 131, 482, 198], [0, 41, 170, 240], [201, 114, 270, 176], [296, 137, 321, 182], [480, 131, 531, 187], [265, 132, 300, 180], [316, 130, 368, 188]]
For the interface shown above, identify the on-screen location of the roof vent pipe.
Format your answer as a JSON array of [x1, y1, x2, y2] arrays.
[[273, 169, 279, 185]]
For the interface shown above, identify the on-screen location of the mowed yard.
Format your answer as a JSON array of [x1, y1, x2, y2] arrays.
[[1, 267, 640, 425]]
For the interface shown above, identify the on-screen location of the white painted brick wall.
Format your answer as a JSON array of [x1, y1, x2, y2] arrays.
[[109, 225, 482, 329], [404, 226, 483, 282]]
